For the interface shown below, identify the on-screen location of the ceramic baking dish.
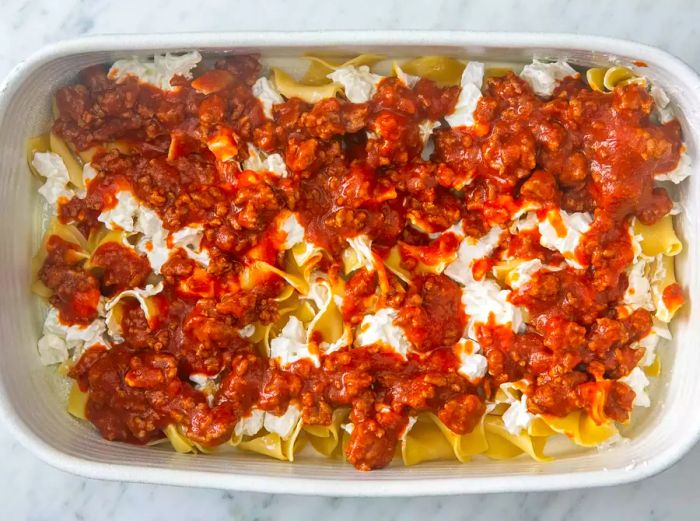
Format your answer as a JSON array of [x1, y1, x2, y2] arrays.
[[0, 31, 698, 496]]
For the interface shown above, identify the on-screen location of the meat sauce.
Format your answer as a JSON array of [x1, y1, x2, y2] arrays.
[[41, 56, 685, 470]]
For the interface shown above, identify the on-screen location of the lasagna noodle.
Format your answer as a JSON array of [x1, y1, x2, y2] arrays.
[[541, 411, 618, 447], [401, 414, 456, 465], [273, 68, 341, 104], [482, 416, 551, 462], [26, 133, 51, 179], [399, 56, 465, 86], [32, 53, 690, 469], [303, 408, 349, 457], [67, 382, 89, 420], [653, 254, 683, 322], [634, 215, 683, 257], [586, 66, 646, 93], [32, 219, 90, 298], [234, 419, 306, 462], [163, 424, 216, 454], [302, 54, 383, 86], [49, 132, 85, 189]]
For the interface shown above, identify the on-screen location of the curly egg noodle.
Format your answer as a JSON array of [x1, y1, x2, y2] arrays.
[[28, 51, 687, 471]]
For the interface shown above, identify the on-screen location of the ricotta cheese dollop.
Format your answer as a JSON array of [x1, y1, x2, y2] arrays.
[[270, 316, 319, 368], [620, 367, 651, 408], [327, 65, 383, 103], [444, 225, 503, 285], [502, 394, 535, 435], [243, 144, 289, 178], [355, 307, 412, 358], [252, 77, 284, 119], [454, 338, 488, 382], [444, 61, 484, 128], [519, 59, 577, 97], [31, 151, 73, 206], [109, 51, 202, 91], [538, 209, 592, 269], [39, 309, 107, 365]]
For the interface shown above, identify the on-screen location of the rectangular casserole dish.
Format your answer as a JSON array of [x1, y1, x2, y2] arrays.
[[0, 31, 698, 496]]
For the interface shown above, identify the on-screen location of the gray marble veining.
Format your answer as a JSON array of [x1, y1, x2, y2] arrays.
[[1, 0, 698, 519]]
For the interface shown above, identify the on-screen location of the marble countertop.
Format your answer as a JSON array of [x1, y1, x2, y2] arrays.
[[2, 0, 699, 519]]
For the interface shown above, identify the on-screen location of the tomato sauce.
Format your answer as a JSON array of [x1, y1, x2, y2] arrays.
[[42, 55, 685, 470]]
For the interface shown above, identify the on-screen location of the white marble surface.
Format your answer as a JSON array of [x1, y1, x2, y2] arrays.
[[1, 0, 699, 519]]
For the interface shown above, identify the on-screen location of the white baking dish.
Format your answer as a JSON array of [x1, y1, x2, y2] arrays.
[[0, 31, 698, 496]]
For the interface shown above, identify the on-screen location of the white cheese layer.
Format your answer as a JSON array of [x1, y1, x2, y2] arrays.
[[444, 225, 503, 285], [263, 405, 302, 439], [445, 61, 484, 128], [506, 258, 543, 290], [620, 367, 651, 407], [39, 309, 107, 365], [419, 119, 439, 160], [623, 256, 654, 311], [252, 77, 284, 119], [98, 190, 141, 232], [538, 209, 592, 269], [394, 65, 419, 88], [233, 405, 302, 440], [345, 235, 376, 272], [239, 324, 256, 338], [356, 308, 411, 358], [636, 321, 671, 367], [270, 316, 319, 367], [520, 59, 577, 97], [650, 84, 675, 124], [109, 51, 202, 91], [171, 225, 211, 267], [234, 409, 266, 437], [279, 212, 305, 249], [134, 206, 170, 273], [461, 279, 524, 335], [189, 373, 219, 407], [327, 65, 383, 103], [502, 394, 535, 435], [98, 190, 211, 273], [243, 144, 288, 178], [37, 334, 70, 366], [32, 151, 73, 206], [454, 338, 488, 382], [510, 211, 539, 234], [656, 150, 691, 184]]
